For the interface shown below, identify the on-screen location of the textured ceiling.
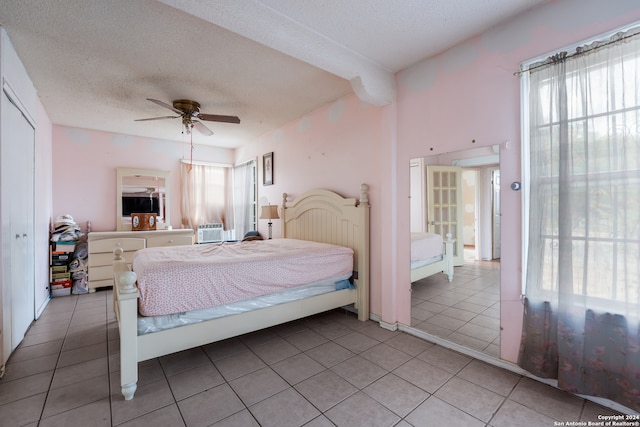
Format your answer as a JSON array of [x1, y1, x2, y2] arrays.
[[0, 0, 546, 148]]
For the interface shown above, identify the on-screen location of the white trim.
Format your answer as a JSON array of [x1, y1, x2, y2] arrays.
[[451, 154, 499, 167], [520, 68, 530, 296], [369, 313, 397, 331], [2, 80, 36, 128], [400, 324, 511, 368], [35, 297, 50, 319], [180, 159, 231, 168]]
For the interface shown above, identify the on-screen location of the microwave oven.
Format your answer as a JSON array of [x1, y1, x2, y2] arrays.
[[197, 223, 223, 243]]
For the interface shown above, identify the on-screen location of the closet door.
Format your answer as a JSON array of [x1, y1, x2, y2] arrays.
[[1, 88, 35, 354]]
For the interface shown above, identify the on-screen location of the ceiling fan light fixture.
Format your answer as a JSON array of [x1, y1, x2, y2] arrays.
[[135, 98, 240, 136], [173, 99, 201, 116], [182, 116, 194, 134]]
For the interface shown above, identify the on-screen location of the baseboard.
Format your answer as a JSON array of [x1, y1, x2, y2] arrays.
[[367, 313, 397, 331], [35, 295, 51, 319]]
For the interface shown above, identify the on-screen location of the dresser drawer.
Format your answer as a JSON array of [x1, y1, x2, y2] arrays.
[[89, 278, 115, 290], [147, 235, 193, 248], [89, 265, 119, 281], [90, 237, 146, 253], [89, 251, 136, 268]]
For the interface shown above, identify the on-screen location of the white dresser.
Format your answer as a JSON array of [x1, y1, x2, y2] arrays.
[[87, 229, 194, 292]]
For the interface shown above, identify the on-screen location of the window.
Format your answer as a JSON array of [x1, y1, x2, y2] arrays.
[[180, 159, 257, 240], [232, 159, 257, 239], [522, 26, 640, 309], [180, 162, 232, 230]]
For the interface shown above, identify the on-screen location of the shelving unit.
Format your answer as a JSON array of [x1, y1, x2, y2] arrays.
[[49, 241, 74, 297]]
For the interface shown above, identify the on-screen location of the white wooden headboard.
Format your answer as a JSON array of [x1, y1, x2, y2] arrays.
[[281, 184, 370, 319]]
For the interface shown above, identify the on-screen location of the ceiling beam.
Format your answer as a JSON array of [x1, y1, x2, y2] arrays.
[[157, 0, 395, 106]]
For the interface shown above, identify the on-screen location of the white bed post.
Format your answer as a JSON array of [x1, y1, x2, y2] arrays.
[[443, 233, 455, 282], [113, 247, 139, 400], [356, 184, 370, 320]]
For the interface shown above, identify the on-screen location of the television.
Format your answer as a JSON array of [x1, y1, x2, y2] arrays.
[[121, 196, 160, 216]]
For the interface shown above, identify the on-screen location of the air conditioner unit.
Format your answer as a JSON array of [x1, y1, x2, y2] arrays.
[[197, 223, 223, 243]]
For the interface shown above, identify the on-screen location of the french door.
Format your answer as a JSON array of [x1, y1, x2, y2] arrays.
[[426, 165, 464, 266]]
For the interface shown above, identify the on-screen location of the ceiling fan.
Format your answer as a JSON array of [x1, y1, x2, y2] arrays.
[[135, 98, 240, 136]]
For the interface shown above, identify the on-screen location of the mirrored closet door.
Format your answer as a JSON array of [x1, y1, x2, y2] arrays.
[[409, 146, 501, 358]]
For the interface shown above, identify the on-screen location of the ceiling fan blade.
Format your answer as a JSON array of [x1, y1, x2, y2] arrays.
[[134, 115, 179, 122], [193, 120, 213, 136], [197, 113, 241, 124], [147, 98, 183, 115]]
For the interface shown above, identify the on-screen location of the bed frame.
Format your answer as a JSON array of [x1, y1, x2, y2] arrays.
[[410, 233, 455, 283], [112, 185, 370, 400]]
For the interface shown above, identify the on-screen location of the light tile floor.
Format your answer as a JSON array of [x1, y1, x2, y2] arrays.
[[0, 290, 623, 426], [411, 259, 501, 357]]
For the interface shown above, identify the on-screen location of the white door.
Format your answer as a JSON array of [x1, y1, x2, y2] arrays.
[[2, 89, 35, 354], [492, 168, 501, 259], [409, 158, 425, 232], [426, 165, 464, 266]]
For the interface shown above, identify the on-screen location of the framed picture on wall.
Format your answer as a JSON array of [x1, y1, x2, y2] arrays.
[[263, 152, 273, 186]]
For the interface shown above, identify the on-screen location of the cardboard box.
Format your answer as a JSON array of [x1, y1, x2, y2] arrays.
[[51, 265, 68, 273], [53, 241, 75, 253], [51, 252, 71, 266], [52, 287, 71, 297], [51, 279, 72, 297], [131, 213, 157, 231], [52, 272, 71, 281]]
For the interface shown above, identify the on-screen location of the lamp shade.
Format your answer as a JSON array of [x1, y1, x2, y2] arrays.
[[260, 205, 280, 220]]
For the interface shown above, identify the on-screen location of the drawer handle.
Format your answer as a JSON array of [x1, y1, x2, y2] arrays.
[[168, 239, 174, 243]]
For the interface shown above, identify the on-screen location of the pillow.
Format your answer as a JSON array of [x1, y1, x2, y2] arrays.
[[242, 231, 263, 242]]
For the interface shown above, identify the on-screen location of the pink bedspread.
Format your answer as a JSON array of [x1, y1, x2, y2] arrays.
[[411, 232, 443, 262], [132, 238, 354, 316]]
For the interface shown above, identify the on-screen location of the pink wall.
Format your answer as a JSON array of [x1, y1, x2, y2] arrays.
[[52, 126, 235, 232], [236, 94, 390, 316], [48, 0, 640, 366], [395, 0, 640, 362], [53, 95, 390, 316]]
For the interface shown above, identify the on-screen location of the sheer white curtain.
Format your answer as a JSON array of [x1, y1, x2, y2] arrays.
[[232, 159, 256, 239], [519, 27, 640, 410], [180, 162, 233, 230]]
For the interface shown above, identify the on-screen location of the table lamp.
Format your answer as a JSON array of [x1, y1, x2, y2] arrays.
[[259, 205, 279, 239]]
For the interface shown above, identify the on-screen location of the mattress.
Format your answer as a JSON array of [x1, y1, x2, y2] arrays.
[[132, 238, 354, 316], [137, 275, 351, 335], [411, 232, 444, 262], [411, 255, 443, 270]]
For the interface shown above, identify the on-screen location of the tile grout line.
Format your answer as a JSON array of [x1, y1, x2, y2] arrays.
[[36, 295, 79, 424]]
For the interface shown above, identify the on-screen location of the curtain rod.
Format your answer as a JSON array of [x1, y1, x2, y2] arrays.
[[514, 26, 640, 77], [234, 157, 257, 167], [180, 159, 231, 168]]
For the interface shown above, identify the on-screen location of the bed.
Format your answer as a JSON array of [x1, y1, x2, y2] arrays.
[[112, 185, 370, 400], [410, 232, 454, 283]]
